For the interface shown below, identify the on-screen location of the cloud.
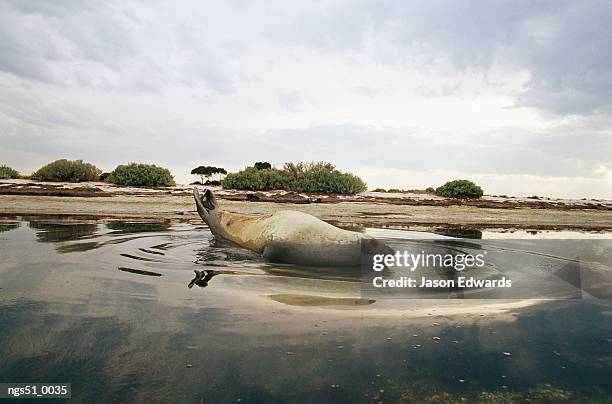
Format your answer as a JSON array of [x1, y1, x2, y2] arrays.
[[2, 1, 612, 113], [0, 1, 244, 93], [0, 1, 610, 198], [269, 0, 612, 115]]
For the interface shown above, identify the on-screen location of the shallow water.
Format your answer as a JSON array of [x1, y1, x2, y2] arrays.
[[0, 217, 611, 403]]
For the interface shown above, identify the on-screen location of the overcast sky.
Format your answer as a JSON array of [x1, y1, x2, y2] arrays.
[[1, 0, 611, 198]]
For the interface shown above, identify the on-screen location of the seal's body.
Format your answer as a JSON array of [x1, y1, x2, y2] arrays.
[[194, 188, 368, 266]]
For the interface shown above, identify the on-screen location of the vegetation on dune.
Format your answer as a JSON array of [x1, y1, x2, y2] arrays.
[[221, 166, 291, 191], [284, 162, 367, 194], [107, 163, 175, 187], [31, 159, 100, 182], [99, 172, 111, 181], [373, 187, 436, 194], [0, 164, 19, 179], [222, 161, 367, 194], [435, 179, 483, 198]]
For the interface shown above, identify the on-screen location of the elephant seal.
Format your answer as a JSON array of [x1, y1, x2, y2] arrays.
[[194, 188, 382, 266]]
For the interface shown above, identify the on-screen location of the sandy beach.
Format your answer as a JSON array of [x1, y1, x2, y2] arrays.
[[2, 179, 611, 232]]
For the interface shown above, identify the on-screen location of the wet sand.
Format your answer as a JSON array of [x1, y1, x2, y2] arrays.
[[1, 180, 612, 231]]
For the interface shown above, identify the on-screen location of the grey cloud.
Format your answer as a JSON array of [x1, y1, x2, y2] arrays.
[[0, 1, 240, 93], [2, 1, 612, 114], [276, 0, 612, 115]]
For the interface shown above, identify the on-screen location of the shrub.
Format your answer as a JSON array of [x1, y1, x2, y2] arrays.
[[222, 166, 292, 191], [222, 161, 367, 194], [0, 164, 19, 179], [107, 163, 175, 187], [283, 162, 367, 194], [99, 172, 110, 181], [32, 159, 100, 182], [435, 179, 483, 198]]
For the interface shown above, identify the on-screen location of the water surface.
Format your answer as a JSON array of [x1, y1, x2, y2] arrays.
[[0, 217, 611, 403]]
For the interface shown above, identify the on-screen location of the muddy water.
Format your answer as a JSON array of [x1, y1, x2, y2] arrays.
[[0, 217, 611, 403]]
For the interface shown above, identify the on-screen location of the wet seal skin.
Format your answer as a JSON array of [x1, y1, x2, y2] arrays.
[[194, 187, 388, 266]]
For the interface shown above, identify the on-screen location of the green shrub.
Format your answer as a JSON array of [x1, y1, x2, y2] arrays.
[[435, 179, 483, 198], [0, 164, 19, 179], [107, 163, 175, 187], [32, 159, 100, 182], [284, 162, 367, 194], [99, 172, 110, 181], [222, 166, 291, 191], [222, 161, 367, 194]]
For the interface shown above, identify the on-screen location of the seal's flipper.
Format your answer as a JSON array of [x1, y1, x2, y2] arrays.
[[193, 187, 209, 222], [194, 188, 218, 210]]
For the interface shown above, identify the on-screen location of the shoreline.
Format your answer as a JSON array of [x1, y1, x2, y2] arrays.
[[1, 180, 612, 232], [1, 179, 611, 210]]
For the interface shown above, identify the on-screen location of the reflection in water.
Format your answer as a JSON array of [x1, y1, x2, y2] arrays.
[[27, 221, 174, 254], [433, 227, 483, 239], [106, 221, 171, 233], [28, 220, 97, 242], [188, 269, 218, 288], [0, 217, 611, 402], [0, 222, 20, 233], [118, 266, 163, 277], [269, 294, 375, 307]]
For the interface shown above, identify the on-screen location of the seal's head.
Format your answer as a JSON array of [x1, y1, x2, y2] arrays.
[[194, 188, 220, 233]]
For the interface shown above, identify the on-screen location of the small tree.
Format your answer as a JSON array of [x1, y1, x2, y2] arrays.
[[191, 166, 214, 184], [213, 167, 227, 182], [254, 162, 272, 170], [191, 166, 227, 183]]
